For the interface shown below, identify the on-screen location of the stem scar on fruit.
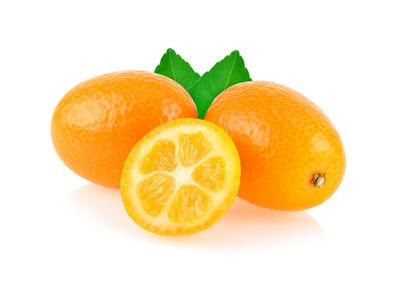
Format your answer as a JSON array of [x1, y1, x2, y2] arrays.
[[312, 173, 327, 188]]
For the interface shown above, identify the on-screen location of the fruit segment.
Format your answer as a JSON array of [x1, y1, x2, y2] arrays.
[[139, 139, 177, 174], [168, 185, 212, 223], [137, 173, 176, 217], [121, 118, 240, 236], [192, 157, 226, 192], [177, 132, 212, 167]]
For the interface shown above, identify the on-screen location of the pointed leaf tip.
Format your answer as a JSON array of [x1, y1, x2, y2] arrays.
[[155, 49, 200, 91], [188, 50, 252, 119]]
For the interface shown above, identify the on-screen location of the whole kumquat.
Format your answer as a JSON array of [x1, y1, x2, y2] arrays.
[[205, 81, 346, 210], [51, 71, 197, 188]]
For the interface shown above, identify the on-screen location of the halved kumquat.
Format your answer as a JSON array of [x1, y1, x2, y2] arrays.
[[120, 118, 241, 236]]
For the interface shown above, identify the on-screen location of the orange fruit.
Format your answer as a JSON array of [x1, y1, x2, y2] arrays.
[[205, 81, 346, 211], [121, 118, 240, 236], [51, 71, 197, 188]]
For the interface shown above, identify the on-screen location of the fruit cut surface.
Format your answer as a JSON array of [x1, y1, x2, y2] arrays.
[[121, 118, 241, 236]]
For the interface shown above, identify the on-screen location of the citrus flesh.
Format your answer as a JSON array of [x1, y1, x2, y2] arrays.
[[121, 118, 241, 236]]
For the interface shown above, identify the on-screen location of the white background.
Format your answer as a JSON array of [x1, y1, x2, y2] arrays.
[[1, 0, 399, 282]]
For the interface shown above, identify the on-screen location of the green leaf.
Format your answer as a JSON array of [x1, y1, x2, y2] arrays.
[[155, 48, 200, 91], [188, 50, 252, 119]]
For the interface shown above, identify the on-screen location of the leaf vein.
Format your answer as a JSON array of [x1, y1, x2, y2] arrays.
[[224, 53, 237, 90], [168, 51, 176, 80]]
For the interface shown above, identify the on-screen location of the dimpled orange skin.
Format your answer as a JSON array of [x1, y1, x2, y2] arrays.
[[51, 71, 197, 188], [205, 81, 346, 210]]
